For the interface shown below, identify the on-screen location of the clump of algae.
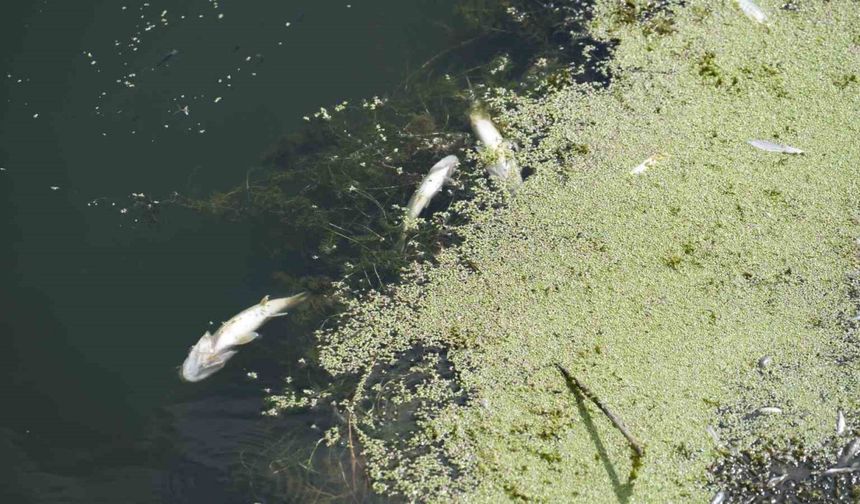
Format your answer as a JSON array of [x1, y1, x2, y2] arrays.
[[314, 0, 860, 501]]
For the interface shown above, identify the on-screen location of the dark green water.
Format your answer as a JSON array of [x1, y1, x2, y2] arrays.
[[0, 1, 461, 501]]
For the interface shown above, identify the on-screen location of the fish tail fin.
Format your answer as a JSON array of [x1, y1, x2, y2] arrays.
[[274, 292, 310, 314], [287, 291, 310, 308]]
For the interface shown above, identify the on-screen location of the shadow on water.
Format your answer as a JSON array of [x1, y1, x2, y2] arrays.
[[559, 373, 635, 504]]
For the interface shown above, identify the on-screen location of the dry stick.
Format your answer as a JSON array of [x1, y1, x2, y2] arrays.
[[555, 363, 645, 459]]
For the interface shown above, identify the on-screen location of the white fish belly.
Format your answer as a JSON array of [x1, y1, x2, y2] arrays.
[[737, 0, 767, 23], [471, 118, 503, 148], [747, 139, 803, 154], [213, 309, 268, 352]]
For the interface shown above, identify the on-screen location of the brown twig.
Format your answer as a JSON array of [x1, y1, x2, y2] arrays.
[[555, 363, 645, 460]]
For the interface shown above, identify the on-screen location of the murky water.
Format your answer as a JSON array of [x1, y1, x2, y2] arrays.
[[0, 1, 464, 501]]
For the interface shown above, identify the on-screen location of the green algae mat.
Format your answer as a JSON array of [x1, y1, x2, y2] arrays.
[[303, 1, 860, 501]]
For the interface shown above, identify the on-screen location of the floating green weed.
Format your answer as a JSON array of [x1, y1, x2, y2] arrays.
[[310, 0, 860, 501]]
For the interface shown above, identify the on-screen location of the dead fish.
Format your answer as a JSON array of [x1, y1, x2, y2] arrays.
[[837, 409, 847, 436], [747, 139, 804, 154], [822, 467, 859, 476], [757, 406, 783, 416], [838, 438, 860, 466], [710, 490, 726, 504], [706, 424, 722, 447], [736, 0, 768, 24], [180, 292, 308, 382], [469, 109, 522, 186], [405, 155, 459, 219], [630, 154, 663, 175], [766, 473, 788, 487]]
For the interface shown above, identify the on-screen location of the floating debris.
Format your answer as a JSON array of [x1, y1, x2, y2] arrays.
[[49, 186, 60, 191], [404, 155, 459, 219], [736, 0, 768, 24], [180, 293, 308, 382], [555, 363, 645, 475], [155, 48, 178, 68], [758, 355, 773, 369], [747, 139, 804, 154]]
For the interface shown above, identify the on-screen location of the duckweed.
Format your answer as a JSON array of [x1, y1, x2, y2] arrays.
[[280, 0, 860, 501]]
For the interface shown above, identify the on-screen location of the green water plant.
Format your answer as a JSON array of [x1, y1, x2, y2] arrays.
[[297, 0, 860, 501]]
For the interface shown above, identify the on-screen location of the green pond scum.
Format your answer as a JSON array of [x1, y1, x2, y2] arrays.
[[252, 0, 860, 501]]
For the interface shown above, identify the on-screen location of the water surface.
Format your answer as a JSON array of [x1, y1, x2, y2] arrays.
[[0, 1, 461, 501]]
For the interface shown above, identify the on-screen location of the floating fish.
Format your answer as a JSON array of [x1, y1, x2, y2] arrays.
[[706, 424, 726, 453], [837, 409, 847, 436], [736, 0, 768, 24], [822, 467, 859, 476], [710, 490, 726, 504], [405, 155, 459, 219], [469, 110, 522, 186], [838, 438, 860, 466], [630, 153, 663, 175], [180, 292, 308, 382], [766, 473, 788, 487], [756, 406, 783, 415], [747, 139, 804, 154]]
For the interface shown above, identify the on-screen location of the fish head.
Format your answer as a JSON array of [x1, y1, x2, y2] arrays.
[[179, 345, 238, 382], [428, 155, 459, 178]]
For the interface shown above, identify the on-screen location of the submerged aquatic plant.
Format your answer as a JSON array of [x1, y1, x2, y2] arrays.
[[182, 0, 609, 294]]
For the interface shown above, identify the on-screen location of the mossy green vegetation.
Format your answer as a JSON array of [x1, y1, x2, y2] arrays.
[[304, 0, 860, 501]]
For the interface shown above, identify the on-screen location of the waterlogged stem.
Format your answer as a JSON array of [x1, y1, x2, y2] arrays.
[[555, 363, 646, 461]]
